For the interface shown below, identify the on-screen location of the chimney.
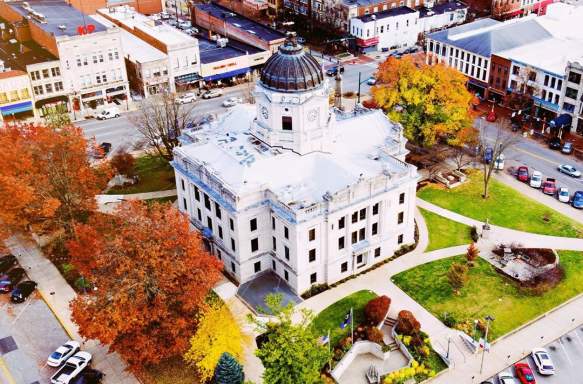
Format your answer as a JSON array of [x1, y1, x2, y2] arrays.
[[334, 72, 343, 110]]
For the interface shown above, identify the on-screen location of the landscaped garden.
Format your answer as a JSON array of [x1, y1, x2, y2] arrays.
[[392, 251, 583, 340], [419, 208, 473, 251], [107, 155, 175, 195], [418, 171, 583, 238]]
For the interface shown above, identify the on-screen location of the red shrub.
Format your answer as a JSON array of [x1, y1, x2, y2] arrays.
[[366, 326, 384, 343], [396, 310, 421, 336], [364, 295, 391, 324]]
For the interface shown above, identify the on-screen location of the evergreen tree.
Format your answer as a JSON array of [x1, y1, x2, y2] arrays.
[[215, 352, 244, 384]]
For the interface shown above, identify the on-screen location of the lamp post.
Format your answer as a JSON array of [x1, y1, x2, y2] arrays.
[[356, 71, 369, 104], [480, 315, 495, 374]]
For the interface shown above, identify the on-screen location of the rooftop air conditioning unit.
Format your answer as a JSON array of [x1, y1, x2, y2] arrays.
[[216, 37, 228, 47]]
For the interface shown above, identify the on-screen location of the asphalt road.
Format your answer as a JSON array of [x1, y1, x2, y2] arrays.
[[485, 326, 583, 384]]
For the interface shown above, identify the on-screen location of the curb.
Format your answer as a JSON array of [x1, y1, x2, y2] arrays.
[[37, 289, 77, 341], [0, 356, 16, 384]]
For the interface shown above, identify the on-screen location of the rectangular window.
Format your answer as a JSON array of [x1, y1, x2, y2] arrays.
[[351, 211, 358, 223], [568, 71, 581, 84], [181, 179, 185, 191], [338, 236, 345, 250], [310, 273, 317, 284], [550, 77, 556, 89], [339, 217, 345, 229], [398, 212, 404, 224], [272, 217, 276, 230], [231, 262, 236, 273], [284, 226, 289, 239], [250, 218, 257, 231], [372, 203, 379, 215], [204, 194, 211, 210], [359, 208, 366, 221], [358, 227, 365, 241], [254, 261, 261, 273], [231, 238, 236, 252], [356, 254, 363, 264], [215, 203, 221, 219], [544, 74, 549, 86], [372, 222, 378, 236], [251, 238, 259, 252], [566, 87, 578, 99], [218, 226, 223, 239], [398, 234, 404, 244], [557, 79, 562, 90], [399, 192, 405, 204], [183, 198, 188, 211], [207, 217, 212, 231], [217, 250, 221, 260], [31, 71, 40, 80], [512, 66, 520, 75], [194, 186, 200, 201], [341, 262, 348, 273], [375, 247, 381, 257], [272, 260, 276, 270], [230, 218, 234, 231], [197, 208, 202, 221], [284, 246, 290, 260], [42, 69, 49, 78], [282, 116, 293, 130], [33, 85, 43, 95], [351, 231, 358, 244], [272, 236, 277, 251], [284, 270, 289, 281], [309, 228, 316, 241], [309, 249, 316, 262]]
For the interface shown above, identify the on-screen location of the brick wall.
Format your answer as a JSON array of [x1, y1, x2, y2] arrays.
[[489, 54, 511, 97]]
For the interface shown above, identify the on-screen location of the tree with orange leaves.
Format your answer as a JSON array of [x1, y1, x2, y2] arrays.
[[372, 56, 473, 147], [67, 201, 223, 370], [0, 123, 111, 239]]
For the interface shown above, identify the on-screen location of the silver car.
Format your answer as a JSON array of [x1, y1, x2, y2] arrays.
[[558, 164, 581, 178]]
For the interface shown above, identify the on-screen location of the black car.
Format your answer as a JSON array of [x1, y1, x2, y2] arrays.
[[11, 280, 37, 303], [71, 368, 105, 384], [0, 254, 17, 274], [0, 268, 25, 293], [325, 65, 344, 76], [548, 137, 562, 150]]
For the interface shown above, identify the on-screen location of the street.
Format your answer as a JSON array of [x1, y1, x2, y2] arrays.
[[485, 326, 583, 384]]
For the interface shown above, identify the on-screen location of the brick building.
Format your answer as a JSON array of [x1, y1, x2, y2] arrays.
[[66, 0, 163, 15]]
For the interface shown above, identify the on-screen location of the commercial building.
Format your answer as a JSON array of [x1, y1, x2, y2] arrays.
[[98, 5, 200, 92], [560, 60, 583, 134], [172, 39, 418, 295], [67, 0, 163, 15], [192, 3, 286, 53], [417, 1, 467, 33], [0, 70, 34, 121], [491, 0, 556, 19]]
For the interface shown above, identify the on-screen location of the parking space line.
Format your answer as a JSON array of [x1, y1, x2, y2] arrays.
[[0, 356, 16, 384], [559, 339, 574, 366], [11, 298, 32, 325], [575, 331, 583, 349]]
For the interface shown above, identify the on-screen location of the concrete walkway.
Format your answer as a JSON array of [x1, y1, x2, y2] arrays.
[[96, 189, 177, 212], [5, 236, 139, 384]]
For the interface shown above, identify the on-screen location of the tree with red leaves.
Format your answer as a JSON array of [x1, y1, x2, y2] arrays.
[[67, 201, 223, 370], [364, 295, 391, 324]]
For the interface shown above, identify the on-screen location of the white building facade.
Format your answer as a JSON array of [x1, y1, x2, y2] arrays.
[[560, 60, 583, 134], [172, 40, 418, 294]]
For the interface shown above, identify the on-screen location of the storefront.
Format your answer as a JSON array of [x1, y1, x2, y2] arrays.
[[35, 95, 69, 117], [0, 100, 34, 121]]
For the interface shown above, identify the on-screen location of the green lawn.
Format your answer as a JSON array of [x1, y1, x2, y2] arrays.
[[420, 208, 473, 251], [311, 290, 377, 346], [392, 251, 583, 340], [418, 172, 583, 238], [107, 156, 175, 195]]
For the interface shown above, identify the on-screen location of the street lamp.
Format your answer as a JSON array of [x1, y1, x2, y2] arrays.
[[356, 71, 369, 104], [480, 315, 495, 374]]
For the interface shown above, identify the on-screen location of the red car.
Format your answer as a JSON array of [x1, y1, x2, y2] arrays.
[[517, 166, 529, 182], [515, 362, 536, 384], [542, 178, 557, 195]]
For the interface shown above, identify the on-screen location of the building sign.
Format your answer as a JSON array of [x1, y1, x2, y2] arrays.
[[356, 36, 379, 48]]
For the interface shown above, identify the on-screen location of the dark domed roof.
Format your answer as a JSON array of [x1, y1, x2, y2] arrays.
[[260, 40, 324, 93]]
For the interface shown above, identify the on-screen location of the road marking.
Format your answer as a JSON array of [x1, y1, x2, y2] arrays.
[[559, 338, 574, 365], [0, 356, 16, 384], [574, 331, 583, 350], [11, 298, 32, 325]]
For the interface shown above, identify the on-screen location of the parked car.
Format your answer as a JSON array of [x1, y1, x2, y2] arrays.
[[366, 76, 377, 86], [557, 187, 570, 203], [531, 348, 555, 375], [389, 51, 402, 59], [514, 362, 536, 384], [562, 141, 573, 154], [497, 371, 518, 384], [517, 166, 529, 182], [529, 170, 542, 188], [47, 341, 81, 367], [175, 92, 197, 104], [178, 20, 191, 30], [548, 137, 562, 150], [542, 178, 557, 195], [0, 254, 17, 274], [558, 164, 581, 178], [51, 351, 92, 384], [572, 191, 583, 209], [159, 11, 170, 19], [0, 267, 25, 293], [222, 97, 242, 107], [201, 89, 223, 99], [184, 27, 198, 36], [403, 46, 419, 54], [10, 280, 37, 303], [95, 107, 120, 120], [326, 65, 344, 76], [484, 146, 493, 163], [71, 368, 104, 384], [165, 19, 178, 27], [494, 154, 505, 170]]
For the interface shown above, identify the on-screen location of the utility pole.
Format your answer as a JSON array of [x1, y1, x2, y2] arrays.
[[480, 315, 495, 374]]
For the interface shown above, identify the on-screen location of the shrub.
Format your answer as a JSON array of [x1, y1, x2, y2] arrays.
[[447, 262, 469, 293], [441, 313, 458, 328], [110, 149, 135, 177], [300, 283, 330, 299], [364, 295, 391, 324], [366, 326, 384, 344], [466, 242, 479, 267], [396, 310, 421, 336], [214, 352, 245, 384], [471, 226, 479, 242]]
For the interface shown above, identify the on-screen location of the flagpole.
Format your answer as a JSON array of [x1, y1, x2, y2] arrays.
[[350, 307, 354, 345]]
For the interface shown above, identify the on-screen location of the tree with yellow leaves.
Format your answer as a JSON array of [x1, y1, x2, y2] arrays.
[[184, 299, 245, 383], [372, 56, 473, 147]]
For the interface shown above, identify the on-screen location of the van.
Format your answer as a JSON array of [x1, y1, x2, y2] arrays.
[[96, 107, 120, 120]]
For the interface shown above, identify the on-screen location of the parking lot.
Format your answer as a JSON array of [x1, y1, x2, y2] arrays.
[[485, 326, 583, 384], [0, 292, 70, 383]]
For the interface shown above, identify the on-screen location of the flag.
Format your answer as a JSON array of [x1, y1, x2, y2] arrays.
[[319, 334, 330, 345], [340, 310, 352, 329]]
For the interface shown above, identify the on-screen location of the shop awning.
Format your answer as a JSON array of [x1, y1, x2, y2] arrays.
[[0, 101, 33, 116], [34, 95, 69, 108], [175, 72, 203, 85], [203, 67, 249, 82]]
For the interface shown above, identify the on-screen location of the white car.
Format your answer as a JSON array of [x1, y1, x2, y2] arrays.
[[51, 351, 92, 384], [47, 341, 80, 367], [557, 187, 570, 203], [494, 154, 505, 170], [532, 348, 555, 375], [202, 89, 223, 99], [175, 92, 197, 104], [178, 20, 191, 30], [96, 107, 120, 120], [497, 371, 518, 384], [222, 97, 242, 107], [529, 171, 542, 188]]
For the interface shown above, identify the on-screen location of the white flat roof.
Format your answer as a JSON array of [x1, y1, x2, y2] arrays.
[[97, 6, 197, 48], [176, 105, 412, 207], [91, 14, 167, 63]]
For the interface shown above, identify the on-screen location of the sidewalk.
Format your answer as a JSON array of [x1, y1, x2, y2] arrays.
[[96, 189, 177, 212], [5, 236, 139, 384]]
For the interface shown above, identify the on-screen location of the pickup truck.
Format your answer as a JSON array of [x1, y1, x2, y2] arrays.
[[51, 351, 92, 384]]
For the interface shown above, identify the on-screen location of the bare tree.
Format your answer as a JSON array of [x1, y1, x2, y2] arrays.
[[131, 92, 197, 161], [478, 118, 519, 199]]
